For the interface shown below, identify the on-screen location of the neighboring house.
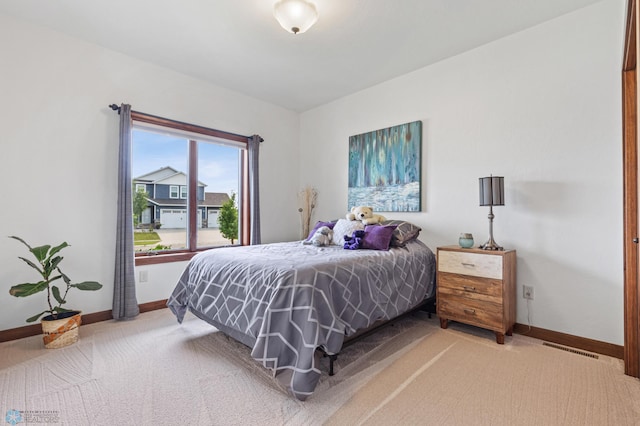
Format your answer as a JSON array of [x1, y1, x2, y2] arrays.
[[133, 166, 230, 229]]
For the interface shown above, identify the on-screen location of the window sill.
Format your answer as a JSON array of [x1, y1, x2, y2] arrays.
[[134, 245, 241, 266], [134, 251, 198, 266]]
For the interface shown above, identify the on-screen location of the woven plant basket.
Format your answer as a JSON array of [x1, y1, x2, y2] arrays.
[[41, 311, 82, 349]]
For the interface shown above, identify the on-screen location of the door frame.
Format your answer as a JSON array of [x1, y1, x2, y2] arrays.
[[623, 0, 640, 378]]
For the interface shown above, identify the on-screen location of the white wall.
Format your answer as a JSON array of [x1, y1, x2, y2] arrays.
[[300, 0, 625, 344], [0, 13, 300, 331]]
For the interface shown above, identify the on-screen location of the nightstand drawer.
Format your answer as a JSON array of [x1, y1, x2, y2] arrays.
[[438, 272, 502, 302], [438, 296, 503, 330], [438, 250, 503, 279]]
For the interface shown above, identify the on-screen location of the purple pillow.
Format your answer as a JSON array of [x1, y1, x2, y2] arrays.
[[306, 221, 337, 240], [361, 225, 397, 251]]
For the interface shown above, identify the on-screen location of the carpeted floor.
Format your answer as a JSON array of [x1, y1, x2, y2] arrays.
[[1, 309, 639, 425]]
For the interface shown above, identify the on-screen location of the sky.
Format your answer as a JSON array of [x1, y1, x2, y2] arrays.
[[132, 128, 240, 195]]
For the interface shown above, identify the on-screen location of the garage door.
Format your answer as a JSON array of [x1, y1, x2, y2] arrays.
[[208, 210, 220, 228], [160, 209, 203, 228], [161, 209, 186, 229]]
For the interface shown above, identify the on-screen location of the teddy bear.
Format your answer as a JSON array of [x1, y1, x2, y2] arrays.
[[302, 226, 334, 247], [346, 206, 386, 225]]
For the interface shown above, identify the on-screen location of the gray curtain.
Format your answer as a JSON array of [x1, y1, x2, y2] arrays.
[[248, 135, 262, 245], [113, 104, 140, 320]]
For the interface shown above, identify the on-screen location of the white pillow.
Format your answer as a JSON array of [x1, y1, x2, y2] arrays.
[[331, 219, 365, 246]]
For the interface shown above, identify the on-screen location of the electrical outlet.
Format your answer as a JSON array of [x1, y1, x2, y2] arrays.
[[523, 285, 534, 300], [139, 270, 149, 283]]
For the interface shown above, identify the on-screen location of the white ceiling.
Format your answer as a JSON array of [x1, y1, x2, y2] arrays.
[[0, 0, 604, 112]]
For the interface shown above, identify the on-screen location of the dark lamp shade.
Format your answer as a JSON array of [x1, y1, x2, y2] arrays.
[[479, 176, 505, 206]]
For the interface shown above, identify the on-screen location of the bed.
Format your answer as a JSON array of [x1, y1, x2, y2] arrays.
[[167, 220, 436, 400]]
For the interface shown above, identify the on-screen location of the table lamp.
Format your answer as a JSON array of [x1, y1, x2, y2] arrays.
[[479, 176, 504, 250]]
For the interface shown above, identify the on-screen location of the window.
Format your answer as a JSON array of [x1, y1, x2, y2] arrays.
[[130, 113, 250, 265], [135, 183, 146, 193]]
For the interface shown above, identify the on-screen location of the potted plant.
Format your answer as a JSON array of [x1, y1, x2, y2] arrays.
[[8, 236, 103, 349]]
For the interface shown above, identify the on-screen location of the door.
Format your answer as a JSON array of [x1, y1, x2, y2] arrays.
[[141, 207, 151, 225]]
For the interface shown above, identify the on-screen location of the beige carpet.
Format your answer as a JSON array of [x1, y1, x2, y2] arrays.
[[1, 309, 639, 426]]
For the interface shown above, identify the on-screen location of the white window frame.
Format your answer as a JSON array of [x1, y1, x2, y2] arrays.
[[170, 185, 179, 199]]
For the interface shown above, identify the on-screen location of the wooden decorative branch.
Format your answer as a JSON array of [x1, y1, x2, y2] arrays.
[[298, 187, 318, 239]]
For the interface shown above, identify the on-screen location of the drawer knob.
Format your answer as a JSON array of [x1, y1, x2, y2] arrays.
[[463, 286, 477, 292], [461, 262, 475, 267], [463, 308, 476, 315]]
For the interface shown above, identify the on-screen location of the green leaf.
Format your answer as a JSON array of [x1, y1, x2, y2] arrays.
[[9, 236, 32, 251], [17, 256, 43, 274], [9, 281, 49, 297], [51, 286, 65, 304], [18, 256, 42, 274], [60, 271, 71, 285], [72, 281, 103, 291], [48, 275, 63, 284], [48, 242, 69, 258], [53, 307, 72, 313], [30, 245, 51, 263], [26, 311, 48, 323], [48, 255, 63, 272]]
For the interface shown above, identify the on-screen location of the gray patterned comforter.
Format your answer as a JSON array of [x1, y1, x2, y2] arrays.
[[167, 239, 436, 400]]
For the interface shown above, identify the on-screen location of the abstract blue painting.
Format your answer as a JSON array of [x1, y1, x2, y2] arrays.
[[348, 120, 422, 212]]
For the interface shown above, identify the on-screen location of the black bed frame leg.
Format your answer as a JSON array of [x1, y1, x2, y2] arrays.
[[329, 354, 338, 376]]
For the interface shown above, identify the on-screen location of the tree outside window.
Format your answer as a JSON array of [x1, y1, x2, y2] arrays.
[[132, 187, 148, 228], [218, 192, 238, 244]]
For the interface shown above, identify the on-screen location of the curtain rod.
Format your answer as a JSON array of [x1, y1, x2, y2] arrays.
[[108, 103, 263, 143]]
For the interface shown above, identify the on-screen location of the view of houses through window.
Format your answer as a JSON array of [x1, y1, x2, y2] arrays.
[[132, 127, 241, 253]]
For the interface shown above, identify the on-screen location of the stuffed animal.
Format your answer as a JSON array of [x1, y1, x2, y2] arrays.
[[343, 230, 365, 250], [346, 206, 386, 225], [303, 226, 334, 247]]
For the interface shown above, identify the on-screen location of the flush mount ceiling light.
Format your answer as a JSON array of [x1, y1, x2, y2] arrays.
[[273, 0, 318, 34]]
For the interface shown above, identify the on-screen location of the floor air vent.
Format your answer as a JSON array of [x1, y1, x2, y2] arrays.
[[542, 342, 599, 359]]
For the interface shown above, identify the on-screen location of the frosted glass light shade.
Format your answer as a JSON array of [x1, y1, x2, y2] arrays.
[[273, 0, 318, 34]]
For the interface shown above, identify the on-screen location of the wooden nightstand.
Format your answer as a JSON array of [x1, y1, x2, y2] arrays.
[[436, 246, 516, 344]]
